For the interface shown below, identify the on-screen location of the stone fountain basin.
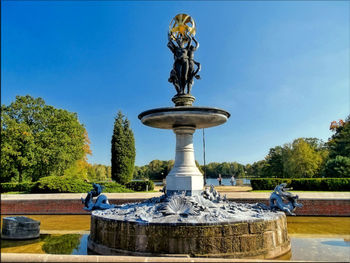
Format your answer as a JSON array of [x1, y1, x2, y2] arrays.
[[88, 195, 291, 259], [88, 212, 290, 259], [138, 107, 230, 129]]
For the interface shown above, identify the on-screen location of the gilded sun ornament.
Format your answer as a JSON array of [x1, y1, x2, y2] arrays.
[[169, 13, 196, 41]]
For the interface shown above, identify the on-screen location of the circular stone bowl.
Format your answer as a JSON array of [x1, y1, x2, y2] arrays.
[[88, 213, 290, 259], [1, 216, 40, 240], [138, 107, 230, 129]]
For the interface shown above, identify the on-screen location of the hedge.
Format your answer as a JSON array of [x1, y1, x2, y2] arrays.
[[31, 176, 92, 193], [250, 178, 350, 191], [0, 182, 35, 193], [125, 180, 155, 191], [1, 179, 135, 194], [94, 182, 133, 193]]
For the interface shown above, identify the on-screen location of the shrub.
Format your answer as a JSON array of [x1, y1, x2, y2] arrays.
[[0, 182, 35, 193], [95, 181, 133, 193], [31, 176, 91, 193], [250, 178, 350, 191], [125, 180, 154, 191]]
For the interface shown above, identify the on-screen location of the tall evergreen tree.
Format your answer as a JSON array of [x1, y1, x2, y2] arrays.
[[111, 111, 136, 184]]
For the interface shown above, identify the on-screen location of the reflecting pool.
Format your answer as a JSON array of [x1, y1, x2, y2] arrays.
[[1, 215, 349, 261]]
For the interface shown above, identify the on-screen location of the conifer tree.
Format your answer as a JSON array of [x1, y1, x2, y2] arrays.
[[111, 111, 136, 184]]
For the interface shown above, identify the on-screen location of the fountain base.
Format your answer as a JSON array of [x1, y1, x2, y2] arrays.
[[88, 192, 291, 259]]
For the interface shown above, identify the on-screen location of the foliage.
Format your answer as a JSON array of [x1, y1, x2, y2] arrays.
[[125, 180, 155, 191], [249, 138, 329, 178], [6, 177, 134, 194], [0, 182, 35, 193], [134, 160, 174, 180], [250, 178, 350, 191], [111, 111, 136, 184], [201, 161, 246, 178], [87, 164, 111, 182], [31, 176, 91, 193], [0, 113, 36, 183], [328, 115, 350, 159], [283, 138, 327, 178], [325, 115, 350, 178], [261, 146, 285, 178], [95, 181, 133, 193], [42, 234, 80, 254], [324, 156, 350, 178], [134, 160, 204, 180], [1, 95, 91, 183], [246, 160, 266, 178]]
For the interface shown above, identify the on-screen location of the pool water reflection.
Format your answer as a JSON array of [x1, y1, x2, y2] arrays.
[[1, 215, 349, 261]]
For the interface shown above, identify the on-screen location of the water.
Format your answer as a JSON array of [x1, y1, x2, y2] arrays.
[[205, 178, 251, 186], [133, 178, 251, 186], [1, 215, 349, 261], [290, 237, 350, 261]]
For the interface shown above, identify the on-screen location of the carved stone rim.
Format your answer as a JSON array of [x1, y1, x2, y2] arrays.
[[91, 212, 284, 226], [138, 106, 231, 120]]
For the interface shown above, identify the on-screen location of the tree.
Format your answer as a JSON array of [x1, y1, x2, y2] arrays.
[[1, 113, 36, 182], [202, 161, 245, 178], [249, 160, 266, 177], [111, 111, 136, 184], [283, 138, 324, 178], [1, 95, 90, 182], [324, 156, 350, 178], [262, 146, 285, 178], [258, 138, 328, 178], [328, 115, 350, 159], [87, 164, 111, 182], [133, 159, 204, 180], [325, 116, 350, 178], [64, 130, 92, 180]]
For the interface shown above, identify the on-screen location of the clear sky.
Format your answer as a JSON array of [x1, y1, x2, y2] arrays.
[[2, 1, 349, 166]]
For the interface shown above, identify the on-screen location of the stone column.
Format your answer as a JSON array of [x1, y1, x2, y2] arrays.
[[166, 126, 204, 196]]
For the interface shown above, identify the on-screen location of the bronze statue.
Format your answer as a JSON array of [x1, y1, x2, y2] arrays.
[[186, 32, 201, 94], [167, 33, 191, 94], [81, 183, 116, 211], [168, 14, 201, 96], [269, 183, 303, 216]]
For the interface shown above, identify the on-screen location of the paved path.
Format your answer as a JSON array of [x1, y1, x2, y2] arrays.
[[2, 191, 349, 200], [2, 253, 310, 262]]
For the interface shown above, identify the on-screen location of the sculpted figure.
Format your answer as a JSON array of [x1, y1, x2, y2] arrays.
[[81, 183, 115, 211], [269, 183, 303, 216], [167, 32, 191, 95], [186, 32, 201, 94]]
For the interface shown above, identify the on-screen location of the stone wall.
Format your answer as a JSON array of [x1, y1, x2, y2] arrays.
[[88, 213, 290, 259]]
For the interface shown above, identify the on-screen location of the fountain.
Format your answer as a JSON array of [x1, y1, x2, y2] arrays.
[[88, 14, 291, 259]]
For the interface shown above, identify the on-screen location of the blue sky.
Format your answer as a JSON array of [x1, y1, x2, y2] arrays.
[[2, 1, 349, 166]]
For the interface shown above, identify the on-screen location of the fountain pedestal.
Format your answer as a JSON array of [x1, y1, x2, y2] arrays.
[[138, 106, 230, 196], [166, 126, 203, 196]]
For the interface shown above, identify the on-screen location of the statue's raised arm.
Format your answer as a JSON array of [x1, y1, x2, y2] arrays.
[[185, 31, 193, 49], [167, 32, 176, 53], [192, 35, 199, 50]]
